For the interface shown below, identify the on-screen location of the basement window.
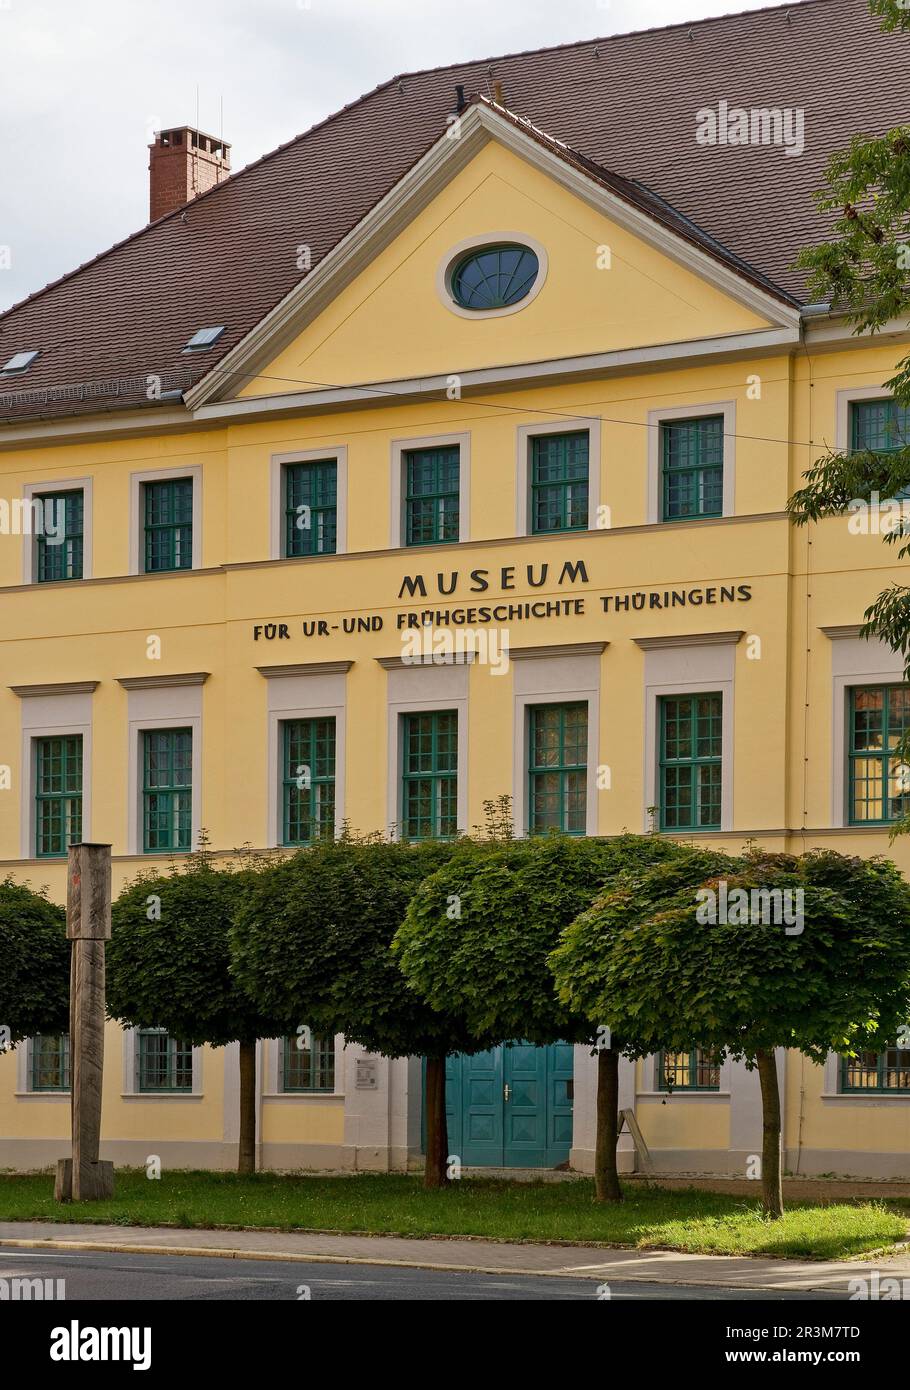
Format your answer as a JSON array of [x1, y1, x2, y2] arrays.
[[1, 350, 39, 375], [183, 326, 225, 353]]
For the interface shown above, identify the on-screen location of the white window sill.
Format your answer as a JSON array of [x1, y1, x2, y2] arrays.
[[637, 1090, 731, 1101], [262, 1091, 344, 1101], [821, 1091, 910, 1102], [120, 1091, 203, 1100]]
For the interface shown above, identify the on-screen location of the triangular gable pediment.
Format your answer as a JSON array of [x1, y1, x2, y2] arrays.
[[188, 101, 799, 409]]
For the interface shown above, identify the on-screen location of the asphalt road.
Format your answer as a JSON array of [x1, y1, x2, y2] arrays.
[[0, 1247, 850, 1300]]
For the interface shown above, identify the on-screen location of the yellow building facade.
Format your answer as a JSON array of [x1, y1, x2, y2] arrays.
[[1, 97, 909, 1177]]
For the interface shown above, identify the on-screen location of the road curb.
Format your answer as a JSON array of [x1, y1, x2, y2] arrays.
[[0, 1235, 847, 1291]]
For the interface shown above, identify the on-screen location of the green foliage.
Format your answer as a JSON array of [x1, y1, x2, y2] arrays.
[[788, 448, 910, 531], [107, 860, 283, 1046], [551, 849, 910, 1064], [230, 837, 477, 1057], [871, 0, 910, 34], [0, 877, 68, 1044], [395, 834, 687, 1045]]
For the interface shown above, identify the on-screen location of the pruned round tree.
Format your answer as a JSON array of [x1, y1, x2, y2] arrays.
[[394, 832, 688, 1200], [106, 859, 285, 1173], [0, 875, 69, 1046], [230, 836, 480, 1188], [552, 847, 910, 1217]]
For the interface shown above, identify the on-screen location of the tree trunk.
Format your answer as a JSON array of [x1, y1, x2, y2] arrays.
[[238, 1039, 257, 1175], [423, 1055, 449, 1189], [755, 1048, 783, 1219], [594, 1047, 622, 1203]]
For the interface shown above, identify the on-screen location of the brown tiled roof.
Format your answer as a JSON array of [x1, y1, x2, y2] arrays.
[[1, 0, 907, 425]]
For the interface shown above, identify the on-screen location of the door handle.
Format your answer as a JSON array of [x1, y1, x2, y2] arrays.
[[503, 1083, 511, 1102]]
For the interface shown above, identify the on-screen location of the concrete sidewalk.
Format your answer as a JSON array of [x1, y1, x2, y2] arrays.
[[0, 1220, 908, 1292]]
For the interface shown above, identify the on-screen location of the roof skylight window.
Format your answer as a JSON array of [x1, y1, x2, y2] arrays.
[[183, 326, 225, 353], [1, 350, 39, 375]]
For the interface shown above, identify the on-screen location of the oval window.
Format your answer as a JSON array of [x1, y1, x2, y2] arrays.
[[450, 243, 540, 311]]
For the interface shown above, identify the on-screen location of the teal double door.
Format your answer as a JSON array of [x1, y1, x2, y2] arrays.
[[444, 1042, 574, 1168]]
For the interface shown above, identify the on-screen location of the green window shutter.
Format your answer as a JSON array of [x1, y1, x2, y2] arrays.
[[282, 1033, 335, 1092], [35, 734, 83, 858], [848, 684, 910, 824], [400, 710, 458, 839], [35, 490, 84, 582], [142, 728, 192, 852], [661, 416, 724, 521], [404, 446, 460, 546], [137, 1030, 193, 1092], [31, 1034, 70, 1091], [658, 693, 723, 831], [282, 718, 336, 845], [657, 1049, 721, 1092], [841, 1047, 910, 1093], [527, 702, 588, 834], [284, 460, 337, 557], [530, 431, 589, 534], [143, 478, 194, 572]]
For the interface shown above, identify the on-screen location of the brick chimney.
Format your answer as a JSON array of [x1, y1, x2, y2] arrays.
[[148, 127, 231, 222]]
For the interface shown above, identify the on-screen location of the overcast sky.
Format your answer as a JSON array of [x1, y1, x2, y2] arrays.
[[0, 0, 793, 312]]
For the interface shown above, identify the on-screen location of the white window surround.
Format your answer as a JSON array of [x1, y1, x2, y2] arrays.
[[515, 418, 602, 536], [511, 645, 603, 837], [637, 1050, 734, 1099], [14, 686, 95, 860], [390, 432, 471, 548], [382, 660, 469, 838], [821, 1049, 910, 1102], [121, 1027, 203, 1098], [834, 384, 896, 452], [825, 626, 905, 829], [269, 446, 348, 560], [263, 1034, 345, 1099], [128, 465, 202, 575], [122, 679, 205, 855], [21, 476, 93, 583], [646, 400, 736, 524], [259, 663, 349, 847], [638, 633, 740, 834], [435, 231, 549, 321]]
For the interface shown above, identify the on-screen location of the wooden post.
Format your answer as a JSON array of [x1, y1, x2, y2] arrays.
[[55, 843, 115, 1202]]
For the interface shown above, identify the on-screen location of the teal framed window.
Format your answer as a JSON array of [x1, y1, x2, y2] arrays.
[[142, 728, 192, 852], [527, 702, 588, 834], [848, 685, 910, 824], [30, 1034, 70, 1091], [657, 1049, 721, 1092], [282, 1033, 335, 1092], [658, 693, 723, 831], [401, 710, 458, 840], [35, 734, 83, 858], [841, 1047, 910, 1093], [137, 1029, 193, 1092], [450, 244, 539, 310], [850, 399, 910, 500], [404, 446, 460, 546], [282, 718, 336, 846], [35, 490, 84, 582], [284, 460, 337, 557], [850, 398, 910, 455], [530, 432, 589, 534], [661, 415, 724, 521], [143, 477, 193, 572]]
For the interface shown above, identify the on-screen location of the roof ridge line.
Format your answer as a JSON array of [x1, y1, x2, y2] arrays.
[[378, 0, 830, 86]]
